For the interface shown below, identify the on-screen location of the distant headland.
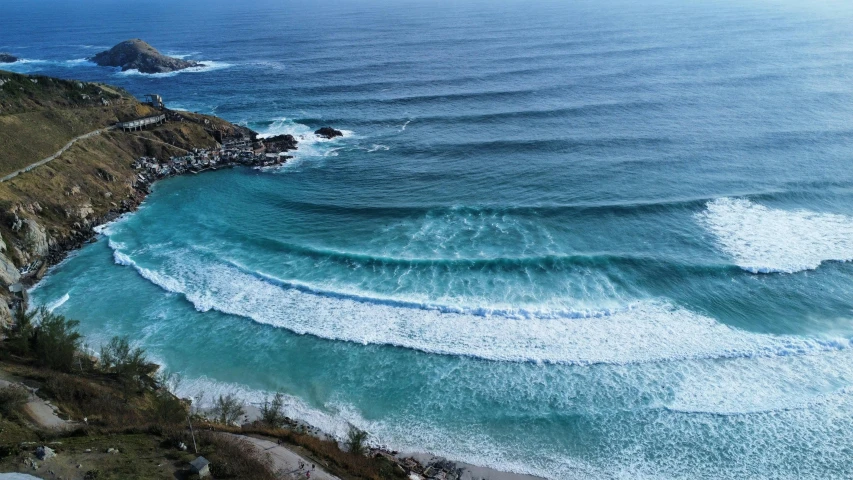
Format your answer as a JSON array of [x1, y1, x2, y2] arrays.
[[90, 39, 201, 74], [0, 53, 18, 63]]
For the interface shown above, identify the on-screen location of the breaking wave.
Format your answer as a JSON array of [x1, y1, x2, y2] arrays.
[[102, 237, 852, 366], [115, 60, 232, 77], [698, 197, 853, 273]]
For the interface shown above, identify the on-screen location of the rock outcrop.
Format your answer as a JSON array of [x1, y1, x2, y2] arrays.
[[23, 219, 49, 258], [91, 39, 202, 74], [0, 253, 20, 287], [0, 301, 11, 328], [314, 127, 343, 139], [262, 134, 298, 153], [0, 53, 18, 63]]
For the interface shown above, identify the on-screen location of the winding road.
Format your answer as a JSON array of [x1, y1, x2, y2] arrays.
[[0, 126, 114, 183]]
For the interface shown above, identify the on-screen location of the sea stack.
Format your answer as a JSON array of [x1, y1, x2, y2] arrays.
[[315, 127, 343, 139], [0, 53, 18, 63], [91, 39, 202, 74]]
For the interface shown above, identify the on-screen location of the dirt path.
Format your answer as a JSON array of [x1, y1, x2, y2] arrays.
[[229, 434, 341, 480], [0, 126, 114, 183], [0, 374, 73, 430]]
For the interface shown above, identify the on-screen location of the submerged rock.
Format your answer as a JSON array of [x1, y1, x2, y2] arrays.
[[0, 53, 18, 63], [91, 39, 202, 74], [314, 127, 343, 139]]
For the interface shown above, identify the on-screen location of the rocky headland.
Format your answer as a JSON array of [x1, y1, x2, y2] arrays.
[[91, 39, 202, 74], [0, 53, 17, 63], [0, 69, 540, 480]]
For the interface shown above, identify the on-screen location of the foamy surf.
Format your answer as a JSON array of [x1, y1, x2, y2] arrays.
[[1, 57, 97, 73], [103, 239, 851, 366], [116, 60, 232, 77], [698, 197, 853, 273], [253, 117, 354, 163]]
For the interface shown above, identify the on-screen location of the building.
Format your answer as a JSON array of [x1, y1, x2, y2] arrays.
[[144, 94, 164, 109], [189, 456, 210, 477]]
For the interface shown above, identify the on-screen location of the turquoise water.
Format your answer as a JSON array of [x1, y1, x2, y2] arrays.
[[7, 0, 853, 477]]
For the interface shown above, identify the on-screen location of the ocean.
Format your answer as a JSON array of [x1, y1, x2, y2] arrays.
[[5, 0, 853, 477]]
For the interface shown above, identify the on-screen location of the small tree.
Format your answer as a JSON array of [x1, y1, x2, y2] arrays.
[[150, 390, 188, 425], [345, 426, 369, 456], [212, 393, 245, 425], [31, 308, 82, 372], [3, 307, 37, 356], [260, 392, 286, 428], [100, 336, 158, 390]]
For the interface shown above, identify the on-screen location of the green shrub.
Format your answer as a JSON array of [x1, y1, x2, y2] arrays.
[[3, 308, 36, 356], [31, 308, 82, 372], [346, 425, 369, 456], [260, 392, 286, 428], [0, 385, 29, 420], [150, 390, 188, 425], [100, 336, 158, 390]]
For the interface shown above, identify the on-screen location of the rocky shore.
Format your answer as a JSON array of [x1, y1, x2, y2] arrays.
[[0, 71, 545, 480]]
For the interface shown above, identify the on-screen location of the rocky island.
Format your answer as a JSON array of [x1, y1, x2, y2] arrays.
[[90, 39, 202, 74], [0, 53, 18, 63]]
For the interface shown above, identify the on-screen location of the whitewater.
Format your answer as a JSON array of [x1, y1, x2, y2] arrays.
[[10, 0, 853, 477]]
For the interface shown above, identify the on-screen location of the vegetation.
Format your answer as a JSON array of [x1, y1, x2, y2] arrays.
[[3, 306, 82, 371], [260, 392, 287, 428], [0, 305, 410, 478], [0, 384, 28, 420], [199, 432, 277, 480], [347, 425, 370, 456], [212, 393, 245, 426], [100, 335, 159, 391]]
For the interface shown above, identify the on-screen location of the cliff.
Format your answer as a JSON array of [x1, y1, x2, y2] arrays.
[[91, 39, 202, 74], [0, 70, 248, 324]]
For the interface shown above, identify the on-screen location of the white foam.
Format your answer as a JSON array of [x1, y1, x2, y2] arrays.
[[665, 349, 853, 415], [46, 292, 70, 312], [366, 144, 390, 152], [1, 58, 96, 73], [116, 60, 231, 78], [171, 375, 354, 439], [698, 197, 853, 273], [105, 243, 850, 366], [255, 117, 353, 163]]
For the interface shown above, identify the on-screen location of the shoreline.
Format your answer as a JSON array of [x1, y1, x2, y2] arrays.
[[236, 405, 548, 480], [22, 130, 550, 480]]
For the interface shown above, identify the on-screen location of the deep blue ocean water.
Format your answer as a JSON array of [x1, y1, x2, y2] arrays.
[[5, 0, 853, 477]]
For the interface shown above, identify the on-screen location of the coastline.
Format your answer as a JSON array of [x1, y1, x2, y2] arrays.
[[20, 129, 550, 480]]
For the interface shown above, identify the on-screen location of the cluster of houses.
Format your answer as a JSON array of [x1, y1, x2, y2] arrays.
[[131, 135, 292, 180]]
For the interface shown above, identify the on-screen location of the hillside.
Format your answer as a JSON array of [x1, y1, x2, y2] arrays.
[[0, 70, 247, 324]]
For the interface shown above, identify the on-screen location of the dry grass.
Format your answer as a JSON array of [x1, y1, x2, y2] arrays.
[[212, 423, 407, 480]]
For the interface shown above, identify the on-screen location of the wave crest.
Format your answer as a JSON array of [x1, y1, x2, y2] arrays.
[[104, 238, 851, 366]]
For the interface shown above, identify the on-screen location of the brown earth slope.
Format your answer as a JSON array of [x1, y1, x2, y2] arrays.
[[0, 70, 247, 324]]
